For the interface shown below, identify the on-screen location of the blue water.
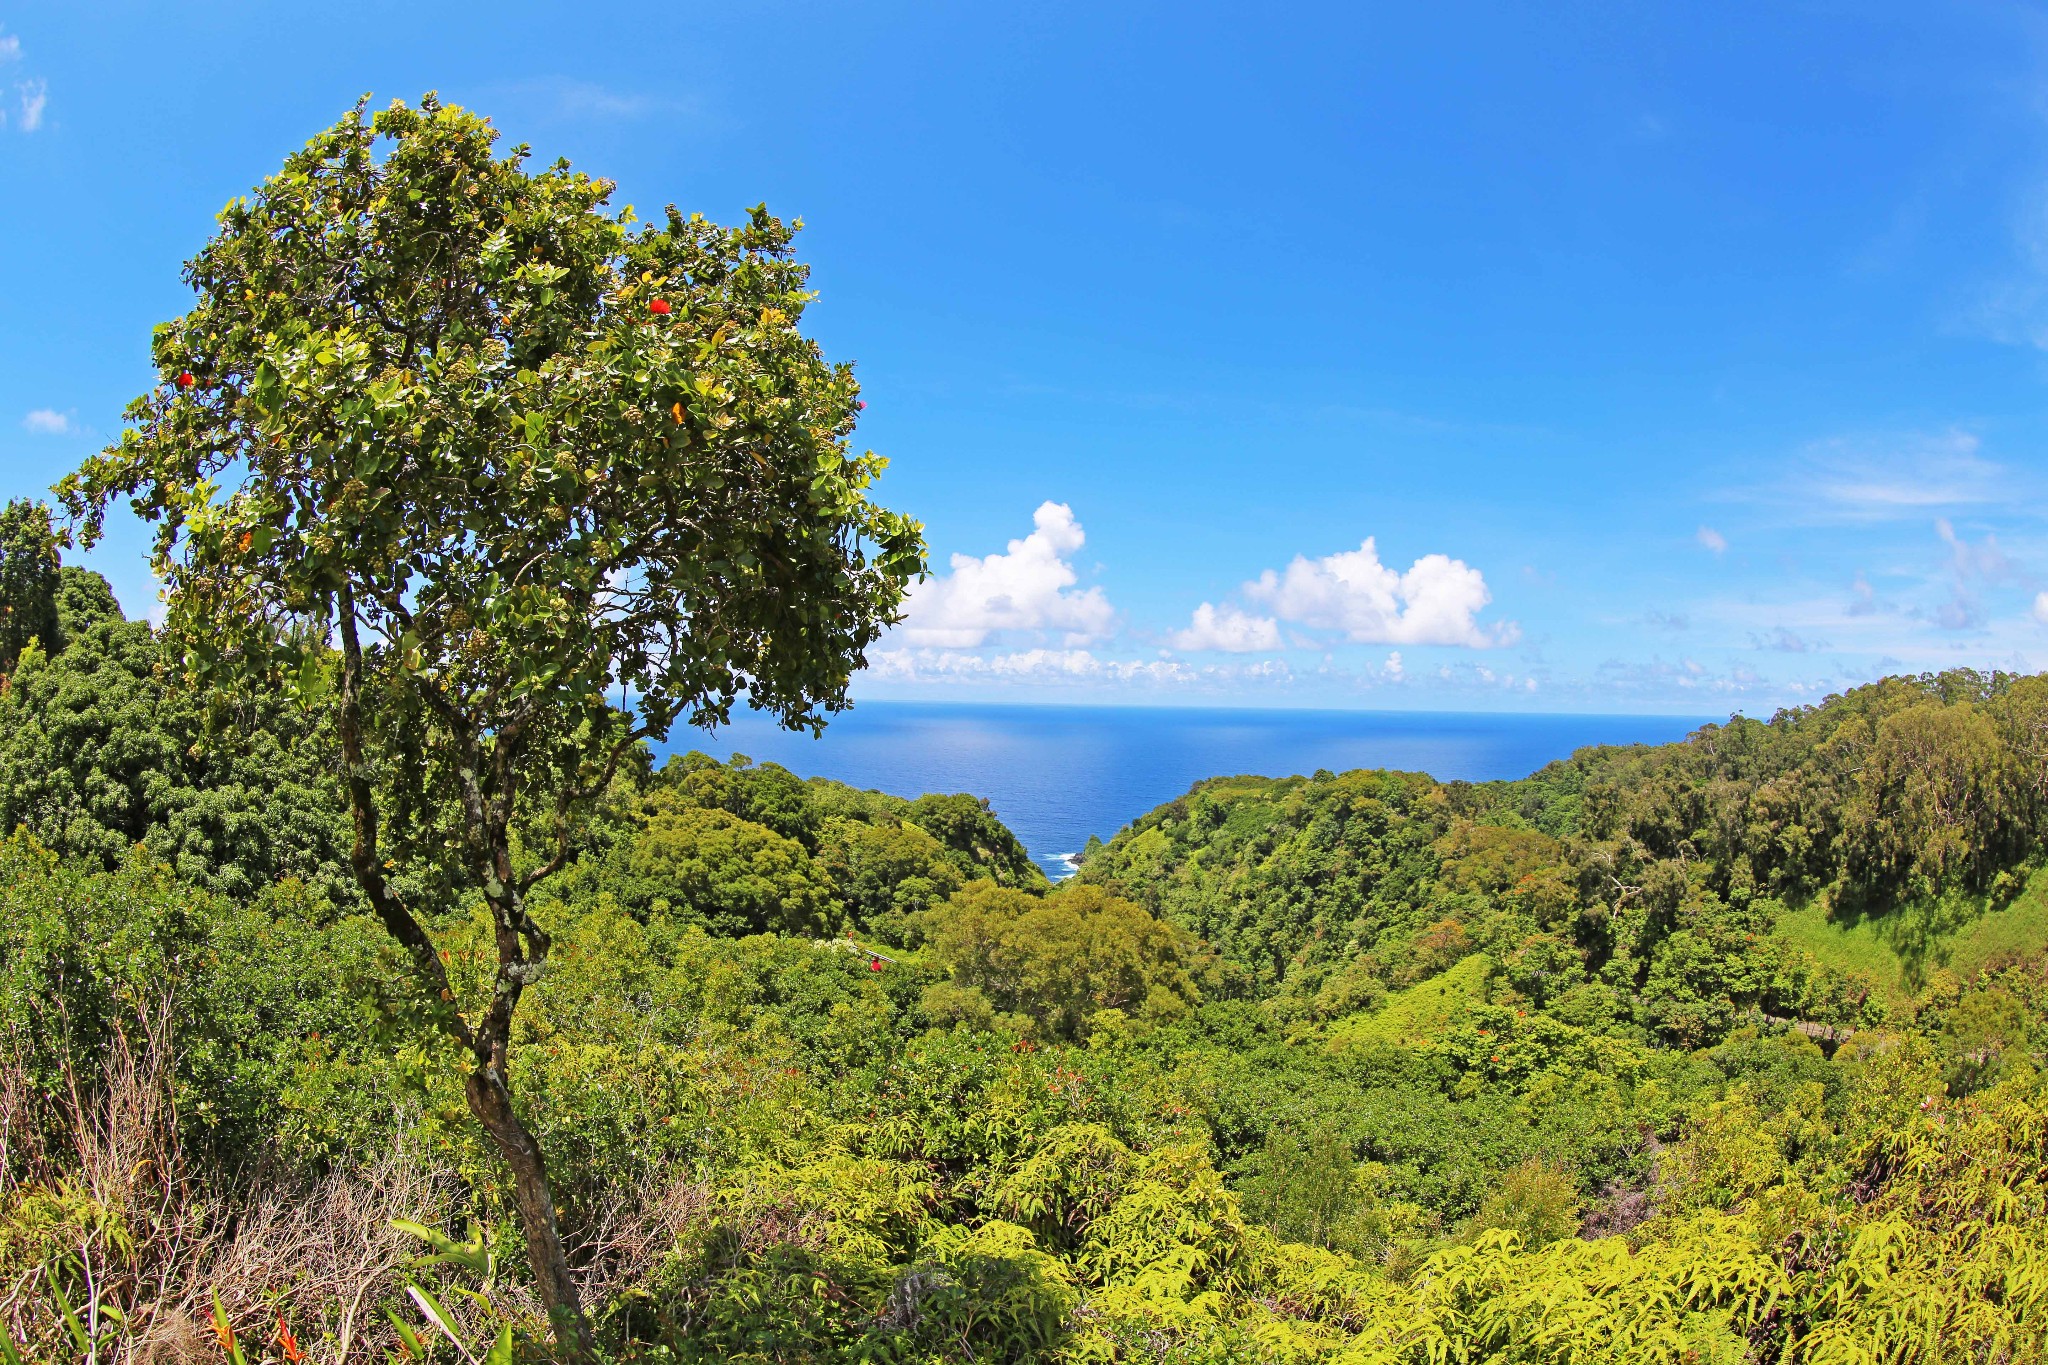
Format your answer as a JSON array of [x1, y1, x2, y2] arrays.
[[656, 703, 1711, 881]]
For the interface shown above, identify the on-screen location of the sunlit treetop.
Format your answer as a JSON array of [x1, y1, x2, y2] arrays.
[[62, 93, 925, 751]]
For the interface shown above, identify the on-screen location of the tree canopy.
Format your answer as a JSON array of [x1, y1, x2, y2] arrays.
[[0, 499, 61, 678]]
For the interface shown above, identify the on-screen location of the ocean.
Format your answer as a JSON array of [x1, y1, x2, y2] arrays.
[[656, 702, 1713, 881]]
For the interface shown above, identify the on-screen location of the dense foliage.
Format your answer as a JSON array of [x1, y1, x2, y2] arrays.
[[0, 565, 355, 906], [3, 524, 2046, 1360]]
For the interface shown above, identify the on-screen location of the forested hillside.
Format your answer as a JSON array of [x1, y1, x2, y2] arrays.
[[3, 528, 2047, 1360], [1078, 669, 2048, 1044]]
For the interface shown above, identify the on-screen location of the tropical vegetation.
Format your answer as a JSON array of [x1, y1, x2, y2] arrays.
[[2, 93, 2046, 1365]]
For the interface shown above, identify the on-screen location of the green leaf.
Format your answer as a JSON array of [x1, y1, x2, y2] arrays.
[[212, 1289, 249, 1365], [387, 1309, 428, 1361], [48, 1273, 89, 1356], [407, 1285, 481, 1365]]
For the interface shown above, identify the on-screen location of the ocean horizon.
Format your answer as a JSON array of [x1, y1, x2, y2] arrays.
[[656, 701, 1715, 880]]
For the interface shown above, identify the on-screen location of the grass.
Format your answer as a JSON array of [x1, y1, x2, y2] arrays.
[[1946, 868, 2048, 978], [1770, 866, 2048, 1003], [1328, 952, 1493, 1050], [1773, 904, 1909, 999]]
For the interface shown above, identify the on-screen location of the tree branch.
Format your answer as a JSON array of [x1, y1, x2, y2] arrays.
[[516, 728, 645, 896], [336, 585, 474, 1054]]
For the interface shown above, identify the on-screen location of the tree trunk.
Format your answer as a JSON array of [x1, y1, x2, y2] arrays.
[[465, 1066, 596, 1363]]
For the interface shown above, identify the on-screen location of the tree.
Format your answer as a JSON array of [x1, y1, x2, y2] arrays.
[[651, 750, 822, 848], [625, 806, 834, 937], [0, 588, 354, 907], [0, 499, 61, 677], [905, 792, 1047, 888], [914, 882, 1207, 1042], [817, 814, 961, 942], [60, 95, 923, 1359]]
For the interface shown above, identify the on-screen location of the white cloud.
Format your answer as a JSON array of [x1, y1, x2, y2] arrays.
[[1697, 526, 1727, 554], [0, 32, 45, 134], [2033, 591, 2048, 626], [1753, 627, 1817, 653], [21, 408, 70, 435], [1241, 536, 1506, 647], [1593, 656, 1773, 696], [1935, 518, 2020, 584], [1774, 431, 2004, 522], [1972, 182, 2048, 350], [1384, 650, 1403, 679], [1172, 601, 1281, 652], [530, 79, 664, 119], [895, 502, 1114, 647], [868, 647, 1194, 685]]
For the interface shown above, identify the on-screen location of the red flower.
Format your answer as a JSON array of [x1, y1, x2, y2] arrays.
[[176, 372, 196, 388], [648, 298, 672, 315], [856, 400, 866, 410], [277, 1316, 305, 1364], [869, 958, 882, 972]]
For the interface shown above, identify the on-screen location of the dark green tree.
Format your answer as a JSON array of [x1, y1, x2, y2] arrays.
[[625, 806, 834, 938], [0, 499, 60, 676], [906, 792, 1047, 889], [60, 95, 923, 1358], [817, 814, 961, 943], [0, 591, 354, 906], [650, 750, 822, 848]]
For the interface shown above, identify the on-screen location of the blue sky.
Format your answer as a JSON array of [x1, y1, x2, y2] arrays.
[[4, 2, 2047, 714]]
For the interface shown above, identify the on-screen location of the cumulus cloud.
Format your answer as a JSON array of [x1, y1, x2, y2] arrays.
[[1384, 650, 1403, 680], [895, 502, 1113, 647], [862, 646, 1316, 693], [21, 408, 70, 435], [0, 33, 19, 63], [1240, 537, 1507, 647], [1697, 526, 1728, 554], [1172, 602, 1281, 653], [2032, 592, 2048, 626], [1594, 656, 1772, 696]]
